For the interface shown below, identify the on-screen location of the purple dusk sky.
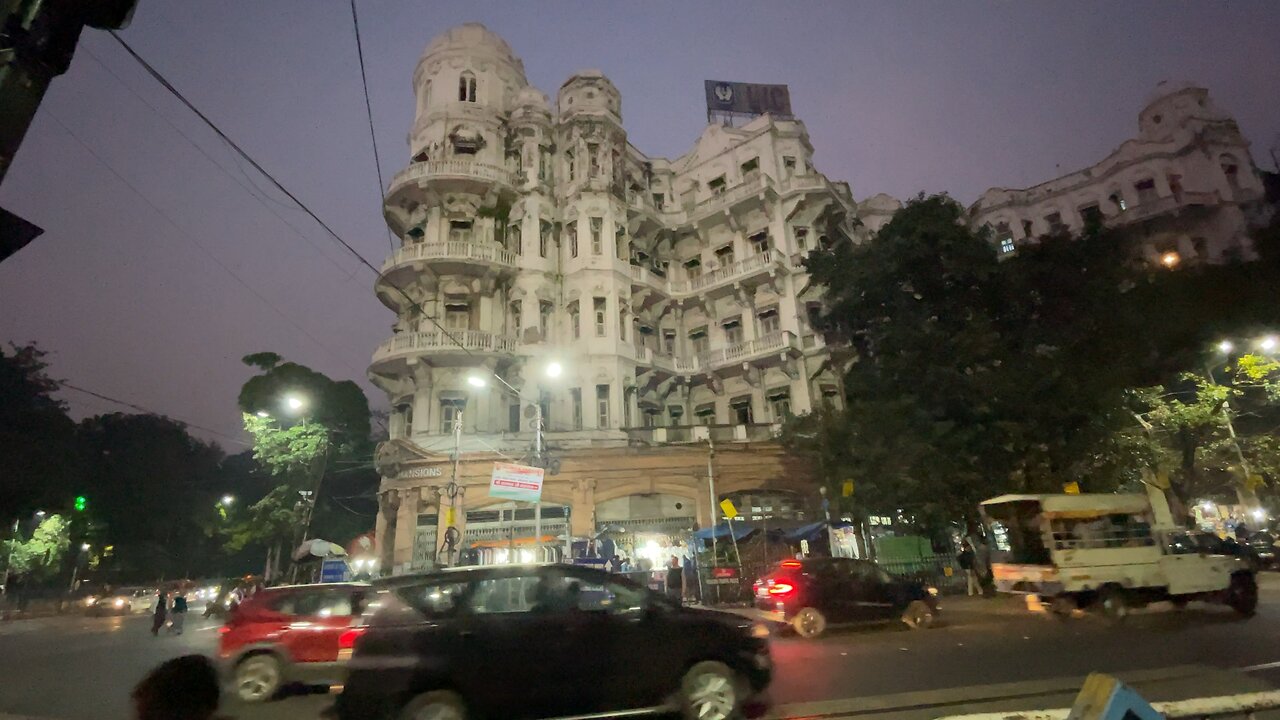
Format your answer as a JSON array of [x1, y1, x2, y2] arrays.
[[1, 1, 1277, 448]]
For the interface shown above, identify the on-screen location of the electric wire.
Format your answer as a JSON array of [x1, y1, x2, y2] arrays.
[[347, 0, 397, 252], [60, 382, 251, 447]]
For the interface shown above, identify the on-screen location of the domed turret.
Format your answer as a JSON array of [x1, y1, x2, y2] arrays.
[[511, 86, 552, 125], [420, 23, 524, 74], [557, 69, 621, 122], [1137, 82, 1227, 139]]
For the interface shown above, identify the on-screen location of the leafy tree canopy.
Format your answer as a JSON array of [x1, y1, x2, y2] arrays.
[[0, 343, 79, 517]]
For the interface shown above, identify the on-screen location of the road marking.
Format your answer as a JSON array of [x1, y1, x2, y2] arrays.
[[1239, 660, 1280, 673]]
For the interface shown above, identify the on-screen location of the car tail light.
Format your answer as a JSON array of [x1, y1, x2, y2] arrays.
[[780, 560, 802, 568], [767, 582, 795, 597], [217, 625, 230, 635], [338, 627, 366, 650]]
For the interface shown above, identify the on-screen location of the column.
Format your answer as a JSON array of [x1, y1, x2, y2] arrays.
[[375, 490, 397, 571], [570, 479, 596, 537], [392, 488, 420, 574]]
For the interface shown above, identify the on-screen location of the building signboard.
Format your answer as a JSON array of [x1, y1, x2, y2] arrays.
[[399, 466, 443, 479], [704, 80, 792, 121], [489, 462, 545, 503]]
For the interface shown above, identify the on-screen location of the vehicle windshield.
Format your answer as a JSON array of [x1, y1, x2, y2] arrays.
[[984, 501, 1051, 565]]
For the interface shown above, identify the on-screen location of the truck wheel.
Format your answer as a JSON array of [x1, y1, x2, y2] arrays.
[[1099, 586, 1129, 622], [1227, 573, 1258, 617]]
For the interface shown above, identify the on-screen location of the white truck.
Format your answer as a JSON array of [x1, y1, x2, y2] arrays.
[[979, 489, 1257, 619]]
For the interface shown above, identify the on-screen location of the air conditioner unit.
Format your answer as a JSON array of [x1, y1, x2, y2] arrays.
[[692, 426, 710, 441]]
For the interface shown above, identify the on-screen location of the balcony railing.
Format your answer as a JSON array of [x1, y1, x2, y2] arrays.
[[1109, 191, 1219, 227], [630, 250, 786, 297], [697, 331, 795, 370], [623, 423, 783, 445], [690, 174, 771, 223], [372, 330, 518, 364], [383, 241, 518, 272], [388, 159, 515, 196]]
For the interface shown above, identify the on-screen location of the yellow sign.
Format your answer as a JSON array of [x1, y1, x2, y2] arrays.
[[842, 480, 854, 497], [1063, 481, 1081, 495], [444, 507, 456, 526], [719, 499, 739, 520]]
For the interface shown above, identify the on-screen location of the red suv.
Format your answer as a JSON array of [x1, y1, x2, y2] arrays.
[[218, 583, 368, 702]]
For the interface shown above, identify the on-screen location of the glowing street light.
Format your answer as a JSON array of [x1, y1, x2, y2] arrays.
[[255, 410, 270, 418], [221, 495, 235, 507], [545, 361, 563, 379], [466, 375, 487, 388], [285, 395, 306, 413], [1216, 340, 1234, 354], [1260, 336, 1278, 353], [1160, 251, 1181, 268], [80, 543, 90, 552]]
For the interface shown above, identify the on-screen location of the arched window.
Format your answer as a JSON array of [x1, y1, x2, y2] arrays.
[[458, 71, 477, 103], [1220, 154, 1240, 190]]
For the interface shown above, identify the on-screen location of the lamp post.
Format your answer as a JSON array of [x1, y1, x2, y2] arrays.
[[1209, 337, 1277, 513], [69, 543, 90, 594], [468, 361, 562, 564]]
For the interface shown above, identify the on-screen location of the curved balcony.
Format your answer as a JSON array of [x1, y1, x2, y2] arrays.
[[370, 330, 518, 374], [630, 250, 790, 300], [688, 174, 774, 226], [386, 159, 516, 205]]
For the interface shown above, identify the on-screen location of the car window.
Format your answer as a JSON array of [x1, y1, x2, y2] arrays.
[[467, 571, 646, 616], [395, 580, 471, 619], [468, 575, 540, 614]]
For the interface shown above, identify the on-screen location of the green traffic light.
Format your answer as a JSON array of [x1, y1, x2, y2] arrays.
[[74, 495, 86, 511]]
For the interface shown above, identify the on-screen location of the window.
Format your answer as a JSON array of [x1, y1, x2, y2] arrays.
[[1109, 193, 1127, 212], [268, 589, 360, 618], [593, 297, 607, 337], [468, 575, 540, 614], [730, 396, 754, 425], [539, 147, 551, 182], [684, 257, 702, 279], [440, 399, 465, 434], [588, 143, 601, 178], [444, 303, 469, 330], [539, 301, 553, 340], [708, 175, 727, 194], [423, 80, 431, 111], [1134, 178, 1157, 204], [1021, 219, 1035, 238], [509, 402, 521, 432], [749, 231, 769, 255], [397, 403, 414, 438], [590, 217, 603, 255], [651, 192, 664, 209], [449, 220, 473, 243], [783, 156, 797, 173], [740, 157, 759, 179], [571, 389, 583, 430], [722, 317, 743, 345], [540, 221, 551, 258], [758, 308, 780, 335], [615, 225, 627, 259], [569, 223, 578, 258], [662, 329, 676, 355], [570, 302, 581, 339], [794, 226, 809, 250], [458, 72, 476, 103], [509, 301, 522, 334], [689, 327, 709, 355], [395, 580, 469, 619], [470, 571, 644, 616], [1221, 155, 1240, 190], [714, 244, 735, 267], [695, 403, 716, 425], [1000, 238, 1015, 254], [994, 222, 1013, 252], [1045, 212, 1065, 234], [566, 149, 576, 182], [669, 405, 684, 425], [1080, 204, 1103, 228], [509, 224, 522, 254], [768, 390, 791, 420], [596, 384, 610, 428], [642, 410, 658, 428], [618, 309, 627, 341]]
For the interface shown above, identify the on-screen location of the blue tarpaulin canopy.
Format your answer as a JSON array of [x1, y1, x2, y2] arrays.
[[691, 523, 756, 541]]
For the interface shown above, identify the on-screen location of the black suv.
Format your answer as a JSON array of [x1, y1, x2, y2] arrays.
[[333, 564, 771, 720]]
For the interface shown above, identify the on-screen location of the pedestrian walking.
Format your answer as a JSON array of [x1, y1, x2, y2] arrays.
[[665, 556, 683, 603], [958, 545, 979, 596], [682, 553, 699, 605], [169, 592, 188, 635], [133, 654, 221, 720], [150, 591, 168, 636]]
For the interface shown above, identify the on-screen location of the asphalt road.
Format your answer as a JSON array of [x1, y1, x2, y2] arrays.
[[5, 581, 1280, 720]]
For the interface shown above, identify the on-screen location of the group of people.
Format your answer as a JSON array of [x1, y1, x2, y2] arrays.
[[149, 589, 189, 636]]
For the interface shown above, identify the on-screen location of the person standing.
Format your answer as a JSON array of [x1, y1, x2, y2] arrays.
[[665, 556, 683, 603], [169, 591, 188, 635], [958, 545, 979, 596], [150, 591, 168, 636]]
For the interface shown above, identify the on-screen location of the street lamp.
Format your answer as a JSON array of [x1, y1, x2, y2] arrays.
[[1160, 251, 1181, 268], [80, 543, 90, 552], [284, 394, 306, 413], [255, 410, 270, 418], [1260, 336, 1278, 353], [545, 361, 563, 379], [1217, 340, 1234, 354], [221, 495, 235, 507], [466, 376, 487, 388]]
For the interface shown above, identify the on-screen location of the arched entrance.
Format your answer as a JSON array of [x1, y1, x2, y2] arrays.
[[459, 501, 570, 565], [594, 493, 698, 567]]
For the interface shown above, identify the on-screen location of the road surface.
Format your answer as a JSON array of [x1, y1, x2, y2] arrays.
[[4, 581, 1280, 720]]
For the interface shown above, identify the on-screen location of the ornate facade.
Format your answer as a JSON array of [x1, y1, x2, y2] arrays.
[[370, 24, 854, 574], [969, 82, 1269, 265]]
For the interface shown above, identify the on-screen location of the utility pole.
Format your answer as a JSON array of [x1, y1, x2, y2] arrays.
[[442, 410, 463, 567], [706, 437, 718, 564], [1205, 362, 1260, 511], [533, 404, 543, 562]]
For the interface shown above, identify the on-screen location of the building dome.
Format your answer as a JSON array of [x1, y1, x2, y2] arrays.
[[514, 86, 551, 111], [421, 23, 524, 73]]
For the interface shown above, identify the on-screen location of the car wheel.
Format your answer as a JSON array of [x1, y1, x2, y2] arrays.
[[1099, 586, 1129, 623], [400, 690, 467, 720], [902, 600, 934, 629], [681, 661, 741, 720], [233, 654, 282, 703], [791, 607, 827, 639], [1227, 573, 1258, 617]]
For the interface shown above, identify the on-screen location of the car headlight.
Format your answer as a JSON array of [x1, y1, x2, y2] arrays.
[[927, 586, 939, 597], [750, 622, 771, 639], [85, 597, 98, 606], [114, 598, 126, 607]]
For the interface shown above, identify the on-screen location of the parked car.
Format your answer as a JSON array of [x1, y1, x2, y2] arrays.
[[218, 582, 368, 702], [752, 557, 938, 638], [332, 564, 772, 720]]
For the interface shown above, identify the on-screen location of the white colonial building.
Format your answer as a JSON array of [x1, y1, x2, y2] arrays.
[[969, 82, 1269, 266], [370, 24, 855, 573]]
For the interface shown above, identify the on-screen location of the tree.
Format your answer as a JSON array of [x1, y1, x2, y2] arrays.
[[0, 343, 80, 517], [234, 354, 375, 575], [3, 513, 70, 582]]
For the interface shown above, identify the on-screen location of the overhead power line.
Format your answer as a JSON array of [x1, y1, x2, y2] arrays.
[[106, 31, 483, 367], [347, 0, 396, 252], [60, 382, 251, 446]]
